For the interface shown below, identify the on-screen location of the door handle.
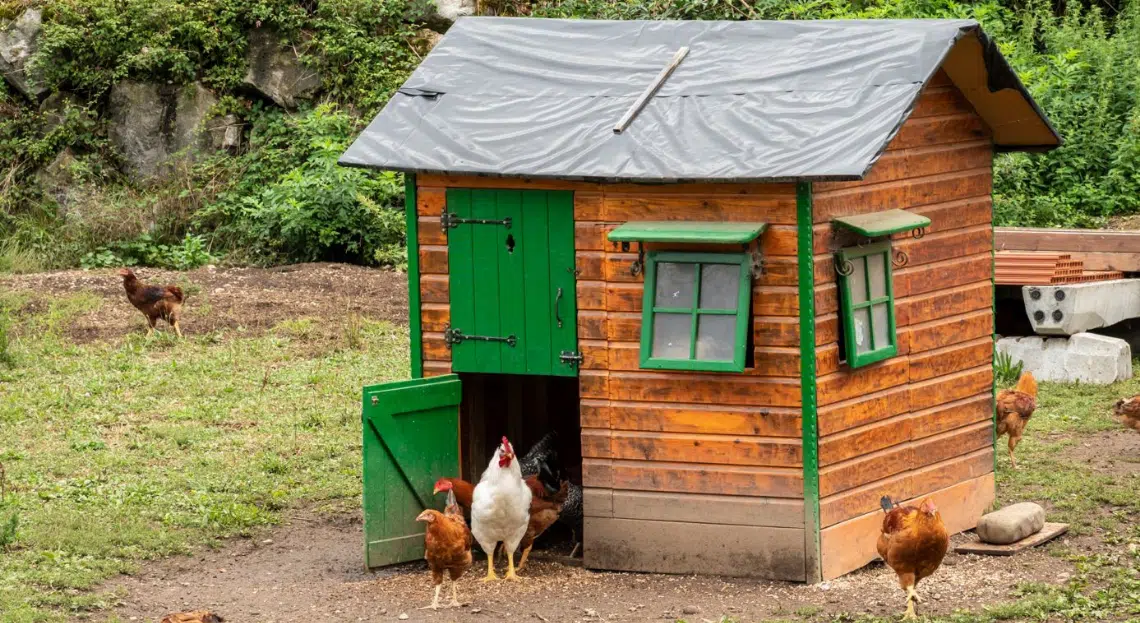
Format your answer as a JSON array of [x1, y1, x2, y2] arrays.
[[555, 287, 564, 328]]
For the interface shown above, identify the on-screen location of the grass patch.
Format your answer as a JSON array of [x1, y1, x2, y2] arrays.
[[0, 293, 409, 621]]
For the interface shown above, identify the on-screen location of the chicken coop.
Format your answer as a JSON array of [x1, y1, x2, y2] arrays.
[[341, 17, 1060, 582]]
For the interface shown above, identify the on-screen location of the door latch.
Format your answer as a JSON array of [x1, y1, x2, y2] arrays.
[[560, 350, 584, 367], [443, 325, 518, 348], [440, 212, 513, 233]]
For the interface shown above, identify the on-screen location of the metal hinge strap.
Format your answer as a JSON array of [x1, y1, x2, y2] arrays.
[[441, 212, 512, 233], [560, 350, 584, 367], [443, 325, 517, 348]]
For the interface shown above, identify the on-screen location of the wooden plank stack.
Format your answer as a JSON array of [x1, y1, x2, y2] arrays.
[[995, 252, 1126, 285]]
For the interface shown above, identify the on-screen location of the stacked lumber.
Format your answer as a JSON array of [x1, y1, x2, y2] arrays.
[[995, 252, 1126, 285], [995, 227, 1140, 272]]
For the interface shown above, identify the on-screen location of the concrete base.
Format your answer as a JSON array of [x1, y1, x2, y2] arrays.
[[997, 333, 1132, 385], [1023, 279, 1140, 336]]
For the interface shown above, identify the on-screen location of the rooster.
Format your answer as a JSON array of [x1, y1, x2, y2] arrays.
[[518, 478, 569, 571], [416, 485, 473, 609], [118, 268, 185, 337], [996, 372, 1038, 469], [1112, 396, 1140, 432], [877, 496, 949, 620], [471, 436, 531, 581]]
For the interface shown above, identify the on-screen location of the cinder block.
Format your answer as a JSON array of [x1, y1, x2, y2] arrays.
[[997, 333, 1132, 385], [1023, 280, 1140, 336]]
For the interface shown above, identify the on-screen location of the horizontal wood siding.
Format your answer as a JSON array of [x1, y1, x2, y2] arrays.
[[810, 77, 996, 573]]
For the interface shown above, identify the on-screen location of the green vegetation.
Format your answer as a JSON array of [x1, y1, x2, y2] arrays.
[[0, 291, 408, 621], [1, 0, 1140, 272], [993, 349, 1025, 387]]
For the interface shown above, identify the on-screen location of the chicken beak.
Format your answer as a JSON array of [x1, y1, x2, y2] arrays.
[[432, 485, 442, 495], [415, 510, 434, 523]]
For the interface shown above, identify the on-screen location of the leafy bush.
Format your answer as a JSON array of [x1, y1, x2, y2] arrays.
[[195, 104, 405, 266], [994, 350, 1026, 387], [80, 232, 216, 270]]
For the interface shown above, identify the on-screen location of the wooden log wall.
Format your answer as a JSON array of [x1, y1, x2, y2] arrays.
[[414, 174, 810, 580], [811, 72, 997, 580]]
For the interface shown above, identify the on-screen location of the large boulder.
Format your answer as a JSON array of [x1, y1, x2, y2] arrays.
[[243, 29, 321, 109], [0, 8, 47, 100], [108, 81, 219, 180], [976, 502, 1046, 545], [435, 0, 477, 22]]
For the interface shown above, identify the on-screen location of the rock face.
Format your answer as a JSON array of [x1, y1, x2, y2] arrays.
[[997, 333, 1132, 385], [243, 29, 321, 109], [108, 82, 219, 180], [36, 148, 78, 214], [0, 9, 47, 100], [435, 0, 477, 22], [976, 502, 1045, 545]]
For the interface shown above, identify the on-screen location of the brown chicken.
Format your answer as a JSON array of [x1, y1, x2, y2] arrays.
[[1112, 396, 1140, 432], [518, 479, 570, 571], [877, 496, 949, 620], [118, 268, 185, 337], [160, 612, 223, 623], [416, 485, 473, 609], [996, 372, 1038, 469], [433, 473, 554, 513]]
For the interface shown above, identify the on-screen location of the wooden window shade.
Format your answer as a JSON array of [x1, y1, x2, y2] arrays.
[[832, 209, 930, 239], [639, 251, 752, 373], [836, 241, 898, 368], [607, 221, 768, 244]]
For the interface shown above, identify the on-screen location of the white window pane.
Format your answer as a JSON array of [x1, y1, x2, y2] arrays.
[[868, 252, 887, 299], [655, 262, 695, 309], [849, 256, 868, 304], [852, 307, 872, 354], [696, 315, 736, 361], [872, 303, 891, 351], [699, 263, 740, 310], [652, 313, 692, 359]]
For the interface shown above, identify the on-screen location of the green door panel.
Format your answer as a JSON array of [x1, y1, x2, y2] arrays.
[[362, 375, 460, 568], [445, 189, 578, 376]]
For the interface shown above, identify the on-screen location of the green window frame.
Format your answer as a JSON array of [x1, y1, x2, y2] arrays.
[[639, 251, 752, 372], [836, 241, 898, 368]]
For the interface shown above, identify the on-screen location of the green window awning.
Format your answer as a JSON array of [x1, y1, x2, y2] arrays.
[[832, 209, 930, 238], [606, 221, 768, 244]]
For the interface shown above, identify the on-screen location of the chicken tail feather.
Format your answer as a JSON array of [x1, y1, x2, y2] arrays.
[[166, 286, 185, 302], [880, 496, 895, 512], [1015, 372, 1037, 398]]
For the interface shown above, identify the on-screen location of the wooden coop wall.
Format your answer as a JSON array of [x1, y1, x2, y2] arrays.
[[811, 72, 997, 580], [413, 174, 810, 581]]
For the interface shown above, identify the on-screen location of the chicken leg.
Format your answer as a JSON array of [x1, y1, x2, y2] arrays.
[[448, 581, 461, 608], [504, 549, 521, 581], [1007, 435, 1020, 470], [420, 584, 442, 610], [903, 585, 919, 620], [172, 317, 183, 338], [481, 551, 499, 582], [517, 543, 534, 572]]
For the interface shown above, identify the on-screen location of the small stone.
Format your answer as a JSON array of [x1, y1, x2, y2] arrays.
[[262, 538, 274, 544], [470, 608, 481, 614], [681, 605, 699, 615], [977, 502, 1046, 545], [584, 608, 598, 617], [398, 614, 408, 620], [379, 608, 388, 615], [818, 582, 831, 591]]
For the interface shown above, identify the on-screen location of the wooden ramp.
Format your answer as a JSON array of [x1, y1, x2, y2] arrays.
[[955, 523, 1069, 556]]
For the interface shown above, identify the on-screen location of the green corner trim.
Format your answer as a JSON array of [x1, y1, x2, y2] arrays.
[[405, 173, 424, 379], [991, 200, 998, 472], [607, 220, 768, 244], [796, 181, 822, 582]]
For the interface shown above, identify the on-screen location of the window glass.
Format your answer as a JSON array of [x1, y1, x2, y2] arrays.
[[696, 315, 736, 361], [698, 264, 740, 310], [652, 312, 691, 359], [872, 303, 891, 350], [654, 262, 695, 308], [836, 241, 898, 368], [868, 252, 887, 299], [850, 255, 868, 304]]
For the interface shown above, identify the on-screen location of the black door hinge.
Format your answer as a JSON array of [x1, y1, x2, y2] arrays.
[[443, 325, 517, 348], [441, 212, 512, 233], [560, 350, 584, 367]]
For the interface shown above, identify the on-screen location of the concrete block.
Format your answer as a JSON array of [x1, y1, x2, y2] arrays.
[[977, 502, 1045, 544], [997, 332, 1132, 385], [1023, 279, 1140, 336]]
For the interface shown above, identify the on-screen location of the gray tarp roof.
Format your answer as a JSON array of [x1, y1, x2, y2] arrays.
[[339, 18, 1060, 183]]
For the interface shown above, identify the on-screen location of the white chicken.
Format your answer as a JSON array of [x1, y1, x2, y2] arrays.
[[471, 436, 532, 581]]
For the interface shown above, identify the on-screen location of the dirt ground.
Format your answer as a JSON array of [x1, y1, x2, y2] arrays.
[[0, 263, 409, 342], [104, 513, 1073, 623]]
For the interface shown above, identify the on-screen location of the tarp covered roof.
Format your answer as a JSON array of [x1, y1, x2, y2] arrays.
[[339, 18, 1060, 183]]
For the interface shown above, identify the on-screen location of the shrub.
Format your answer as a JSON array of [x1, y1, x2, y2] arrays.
[[80, 232, 216, 270]]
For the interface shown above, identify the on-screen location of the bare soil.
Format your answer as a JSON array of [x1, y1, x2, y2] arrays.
[[103, 515, 1075, 623], [0, 263, 408, 343], [1049, 430, 1140, 477]]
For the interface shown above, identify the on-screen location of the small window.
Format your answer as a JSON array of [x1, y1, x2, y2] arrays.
[[836, 241, 897, 368], [640, 251, 752, 372]]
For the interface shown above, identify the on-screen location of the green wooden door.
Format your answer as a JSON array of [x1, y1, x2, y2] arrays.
[[445, 189, 578, 376], [362, 374, 460, 568]]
